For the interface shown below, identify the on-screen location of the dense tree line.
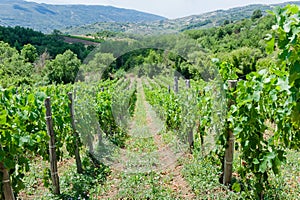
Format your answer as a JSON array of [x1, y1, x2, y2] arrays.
[[0, 41, 82, 87], [184, 14, 274, 53], [91, 13, 274, 81], [0, 26, 94, 61], [0, 11, 277, 87]]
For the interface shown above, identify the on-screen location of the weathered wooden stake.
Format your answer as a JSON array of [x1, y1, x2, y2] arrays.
[[174, 76, 178, 93], [0, 162, 15, 200], [68, 92, 83, 174], [73, 89, 77, 99], [97, 125, 103, 144], [186, 79, 190, 89], [188, 129, 194, 151], [45, 97, 60, 195], [223, 80, 237, 185]]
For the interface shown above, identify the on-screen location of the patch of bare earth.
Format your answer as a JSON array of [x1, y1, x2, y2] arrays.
[[63, 36, 99, 46]]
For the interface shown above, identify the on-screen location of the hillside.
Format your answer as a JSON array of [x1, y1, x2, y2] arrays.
[[0, 0, 165, 33], [63, 1, 300, 35]]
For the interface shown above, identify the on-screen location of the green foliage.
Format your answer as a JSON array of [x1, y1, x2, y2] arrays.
[[96, 30, 117, 38], [59, 156, 110, 199], [210, 4, 300, 198], [252, 9, 263, 20], [229, 68, 292, 197], [95, 79, 137, 147], [0, 87, 48, 195], [0, 79, 129, 197], [0, 83, 78, 196], [116, 172, 175, 199], [144, 81, 181, 131], [267, 4, 300, 133], [0, 26, 93, 61], [184, 15, 274, 53], [84, 52, 115, 74], [0, 41, 34, 87], [46, 50, 81, 84], [218, 47, 262, 78], [187, 51, 215, 81], [180, 20, 213, 31], [216, 61, 238, 81], [21, 44, 38, 63], [183, 154, 238, 199], [2, 4, 300, 199]]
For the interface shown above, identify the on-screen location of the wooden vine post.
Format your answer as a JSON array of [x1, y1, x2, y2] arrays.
[[185, 79, 190, 89], [223, 80, 237, 185], [186, 79, 194, 150], [0, 158, 15, 200], [97, 124, 103, 144], [45, 97, 60, 195], [174, 76, 179, 93], [68, 92, 83, 174]]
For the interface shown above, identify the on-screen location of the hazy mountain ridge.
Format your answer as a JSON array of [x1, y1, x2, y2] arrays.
[[0, 0, 166, 33], [63, 1, 300, 35]]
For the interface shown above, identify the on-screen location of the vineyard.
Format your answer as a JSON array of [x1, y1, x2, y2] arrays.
[[1, 5, 300, 200]]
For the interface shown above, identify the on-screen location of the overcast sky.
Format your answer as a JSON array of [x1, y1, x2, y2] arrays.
[[27, 0, 292, 19]]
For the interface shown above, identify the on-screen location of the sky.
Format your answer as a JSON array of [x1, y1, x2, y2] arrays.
[[27, 0, 293, 19]]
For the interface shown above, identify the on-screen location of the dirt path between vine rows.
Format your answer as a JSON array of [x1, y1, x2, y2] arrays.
[[140, 79, 195, 199], [99, 77, 195, 199]]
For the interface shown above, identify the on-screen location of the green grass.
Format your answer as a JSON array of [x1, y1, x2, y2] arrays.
[[263, 150, 300, 199], [116, 172, 175, 200], [182, 153, 239, 199], [182, 147, 300, 199]]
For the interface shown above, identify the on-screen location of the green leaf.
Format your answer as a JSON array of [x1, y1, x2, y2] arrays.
[[266, 36, 275, 54], [266, 152, 276, 160], [233, 126, 242, 135], [286, 4, 299, 14], [0, 151, 5, 162], [276, 78, 290, 92], [253, 91, 261, 102], [259, 160, 267, 173], [19, 135, 30, 146], [253, 158, 259, 165], [4, 158, 15, 170], [0, 109, 7, 124], [283, 21, 291, 33], [232, 182, 241, 193]]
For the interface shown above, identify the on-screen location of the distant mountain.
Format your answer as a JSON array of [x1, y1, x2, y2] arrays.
[[63, 1, 300, 35], [0, 0, 166, 33]]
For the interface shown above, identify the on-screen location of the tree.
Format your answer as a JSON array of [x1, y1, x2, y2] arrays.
[[21, 44, 38, 63], [0, 41, 34, 87], [223, 19, 230, 25], [218, 47, 262, 78], [46, 50, 81, 84], [85, 52, 115, 73], [251, 9, 263, 20], [52, 29, 63, 36]]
